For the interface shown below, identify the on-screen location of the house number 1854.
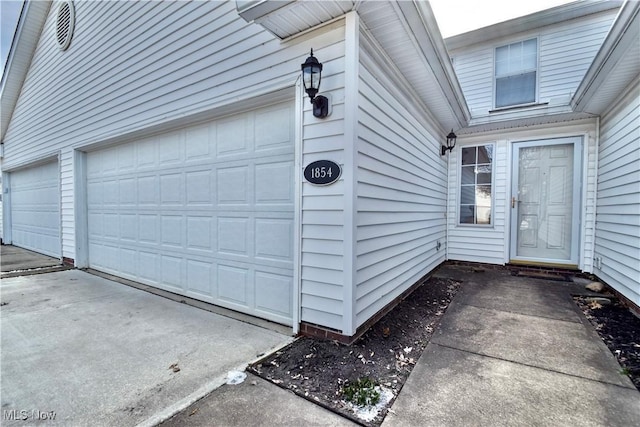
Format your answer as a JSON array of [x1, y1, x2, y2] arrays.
[[304, 160, 341, 186], [310, 166, 332, 179]]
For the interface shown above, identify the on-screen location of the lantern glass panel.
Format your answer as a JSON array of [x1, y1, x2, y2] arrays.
[[303, 64, 321, 91]]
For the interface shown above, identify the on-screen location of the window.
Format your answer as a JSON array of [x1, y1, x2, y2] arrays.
[[495, 38, 537, 108], [460, 145, 493, 225]]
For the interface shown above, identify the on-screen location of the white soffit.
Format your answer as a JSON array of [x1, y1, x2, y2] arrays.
[[572, 0, 640, 115], [237, 0, 469, 131], [358, 0, 469, 130], [237, 0, 355, 39]]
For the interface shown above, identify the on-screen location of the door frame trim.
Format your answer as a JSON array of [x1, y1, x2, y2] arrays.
[[509, 136, 582, 265]]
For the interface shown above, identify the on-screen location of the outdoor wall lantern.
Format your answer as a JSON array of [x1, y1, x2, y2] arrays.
[[441, 129, 457, 156], [301, 49, 329, 118]]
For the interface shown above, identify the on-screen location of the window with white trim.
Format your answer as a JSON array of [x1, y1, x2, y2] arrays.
[[495, 38, 537, 108], [459, 144, 493, 225]]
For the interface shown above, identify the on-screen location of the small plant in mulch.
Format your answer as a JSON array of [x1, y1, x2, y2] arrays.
[[342, 377, 380, 407], [249, 277, 461, 426]]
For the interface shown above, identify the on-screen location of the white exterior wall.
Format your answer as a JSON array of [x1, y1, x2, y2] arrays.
[[450, 10, 616, 117], [2, 1, 349, 331], [60, 148, 74, 260], [0, 171, 3, 241], [447, 140, 508, 264], [447, 120, 599, 272], [299, 33, 348, 332], [594, 81, 640, 306], [354, 34, 447, 329]]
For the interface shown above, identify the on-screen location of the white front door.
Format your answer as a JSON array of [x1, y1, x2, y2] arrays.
[[510, 137, 581, 265]]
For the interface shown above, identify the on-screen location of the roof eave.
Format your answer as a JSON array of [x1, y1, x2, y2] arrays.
[[1, 0, 51, 143], [394, 0, 470, 129], [571, 0, 640, 113], [236, 0, 296, 23], [445, 0, 622, 51]]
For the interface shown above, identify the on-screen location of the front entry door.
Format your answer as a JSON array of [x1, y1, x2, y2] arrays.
[[510, 137, 581, 265]]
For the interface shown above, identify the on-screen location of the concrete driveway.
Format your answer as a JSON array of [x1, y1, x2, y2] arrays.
[[0, 245, 66, 277], [0, 269, 292, 426]]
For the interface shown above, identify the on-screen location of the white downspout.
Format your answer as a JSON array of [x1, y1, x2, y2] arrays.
[[592, 117, 601, 273], [445, 147, 450, 262]]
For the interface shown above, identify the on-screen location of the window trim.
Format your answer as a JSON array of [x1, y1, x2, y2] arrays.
[[493, 37, 539, 109], [457, 143, 496, 228]]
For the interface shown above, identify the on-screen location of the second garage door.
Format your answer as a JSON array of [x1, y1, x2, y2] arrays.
[[10, 160, 61, 257], [86, 102, 295, 324]]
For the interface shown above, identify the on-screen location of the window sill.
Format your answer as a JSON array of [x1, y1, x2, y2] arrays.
[[456, 224, 494, 229], [489, 102, 549, 113]]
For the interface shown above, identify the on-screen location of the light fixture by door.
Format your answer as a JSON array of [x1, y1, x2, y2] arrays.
[[301, 49, 329, 118], [441, 129, 457, 155]]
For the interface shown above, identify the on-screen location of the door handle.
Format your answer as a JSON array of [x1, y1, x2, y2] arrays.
[[512, 196, 518, 208]]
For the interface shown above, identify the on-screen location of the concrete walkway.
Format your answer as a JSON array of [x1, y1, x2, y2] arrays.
[[160, 266, 639, 426], [161, 372, 354, 426], [384, 266, 640, 426]]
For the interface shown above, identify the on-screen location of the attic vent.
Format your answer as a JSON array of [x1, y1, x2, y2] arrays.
[[56, 1, 75, 51]]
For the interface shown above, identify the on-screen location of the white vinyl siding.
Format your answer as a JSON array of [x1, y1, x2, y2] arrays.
[[2, 1, 348, 330], [582, 126, 599, 274], [450, 48, 493, 115], [299, 38, 347, 333], [2, 1, 340, 166], [450, 10, 616, 116], [355, 39, 447, 328], [0, 174, 3, 241], [538, 13, 616, 102], [594, 83, 640, 306], [448, 141, 507, 264], [60, 148, 75, 259]]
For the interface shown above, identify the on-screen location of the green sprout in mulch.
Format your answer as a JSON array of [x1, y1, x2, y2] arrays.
[[342, 377, 381, 407]]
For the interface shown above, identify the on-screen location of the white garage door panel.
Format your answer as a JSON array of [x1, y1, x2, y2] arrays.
[[10, 161, 60, 257], [87, 102, 294, 324]]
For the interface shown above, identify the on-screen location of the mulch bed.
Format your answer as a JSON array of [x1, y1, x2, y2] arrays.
[[575, 296, 640, 391], [248, 276, 461, 426]]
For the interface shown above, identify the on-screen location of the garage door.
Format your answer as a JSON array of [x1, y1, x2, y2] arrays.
[[10, 161, 61, 257], [86, 102, 295, 324]]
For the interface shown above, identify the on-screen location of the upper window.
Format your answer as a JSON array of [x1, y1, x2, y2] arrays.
[[495, 38, 537, 108], [459, 145, 493, 226]]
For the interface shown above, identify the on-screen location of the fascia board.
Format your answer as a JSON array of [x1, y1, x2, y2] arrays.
[[571, 0, 640, 113], [1, 0, 51, 142], [445, 0, 623, 52], [395, 0, 470, 128]]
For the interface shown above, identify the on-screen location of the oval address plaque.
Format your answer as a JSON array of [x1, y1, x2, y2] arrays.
[[304, 160, 341, 186]]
